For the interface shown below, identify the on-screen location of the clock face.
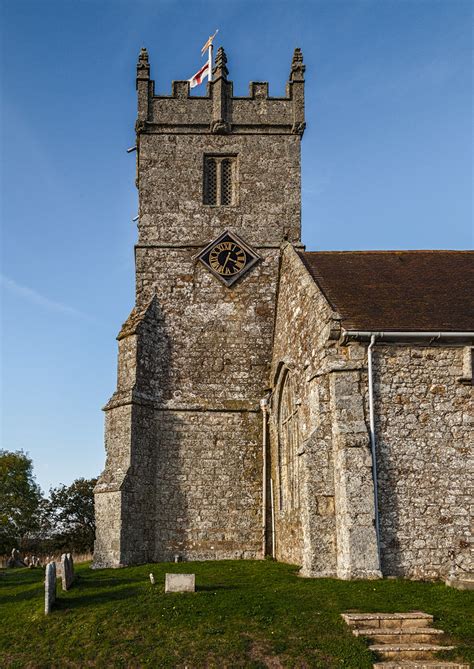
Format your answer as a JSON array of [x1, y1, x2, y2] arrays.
[[209, 241, 247, 276], [197, 231, 260, 287]]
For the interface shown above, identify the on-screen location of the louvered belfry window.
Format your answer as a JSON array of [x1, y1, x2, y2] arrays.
[[203, 156, 236, 205], [220, 159, 232, 205], [203, 157, 218, 205]]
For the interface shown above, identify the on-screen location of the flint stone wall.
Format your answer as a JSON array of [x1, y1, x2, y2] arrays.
[[371, 344, 472, 579]]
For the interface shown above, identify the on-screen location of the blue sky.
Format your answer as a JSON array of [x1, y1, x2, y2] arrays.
[[1, 0, 472, 493]]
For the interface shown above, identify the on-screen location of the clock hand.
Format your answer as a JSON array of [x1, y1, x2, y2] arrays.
[[222, 251, 233, 268]]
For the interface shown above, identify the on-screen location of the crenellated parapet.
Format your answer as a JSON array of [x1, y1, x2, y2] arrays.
[[135, 46, 306, 136]]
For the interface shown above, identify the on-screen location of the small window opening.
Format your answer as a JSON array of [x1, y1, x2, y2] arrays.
[[203, 157, 217, 205], [221, 159, 232, 205], [203, 156, 236, 206]]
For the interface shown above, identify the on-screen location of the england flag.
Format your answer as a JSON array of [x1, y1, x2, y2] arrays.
[[189, 61, 210, 88]]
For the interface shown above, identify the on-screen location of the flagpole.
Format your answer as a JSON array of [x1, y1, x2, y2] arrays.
[[208, 42, 213, 83]]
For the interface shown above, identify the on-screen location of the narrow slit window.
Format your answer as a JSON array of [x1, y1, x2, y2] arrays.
[[204, 157, 217, 205], [203, 156, 236, 206], [221, 159, 232, 205]]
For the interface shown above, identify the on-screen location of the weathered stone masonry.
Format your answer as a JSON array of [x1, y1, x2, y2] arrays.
[[372, 345, 472, 579], [94, 47, 473, 581], [94, 47, 306, 567], [269, 245, 381, 579], [268, 246, 472, 580]]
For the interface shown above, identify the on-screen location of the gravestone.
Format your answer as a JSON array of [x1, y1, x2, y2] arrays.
[[165, 573, 195, 593], [149, 573, 155, 585], [60, 553, 75, 590], [44, 562, 56, 614], [7, 548, 25, 568]]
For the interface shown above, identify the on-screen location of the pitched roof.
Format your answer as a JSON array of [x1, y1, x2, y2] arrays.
[[298, 250, 474, 332]]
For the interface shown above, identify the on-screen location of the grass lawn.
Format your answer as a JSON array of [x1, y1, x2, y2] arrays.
[[1, 560, 473, 668]]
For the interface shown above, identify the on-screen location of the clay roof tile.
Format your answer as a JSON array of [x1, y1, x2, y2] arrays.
[[298, 250, 474, 332]]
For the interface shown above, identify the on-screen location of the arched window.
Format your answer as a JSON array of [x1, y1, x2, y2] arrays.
[[278, 370, 300, 513]]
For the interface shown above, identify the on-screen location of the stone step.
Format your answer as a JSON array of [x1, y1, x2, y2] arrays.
[[373, 663, 470, 669], [369, 644, 455, 661], [353, 627, 445, 644], [445, 574, 474, 591], [342, 612, 434, 630]]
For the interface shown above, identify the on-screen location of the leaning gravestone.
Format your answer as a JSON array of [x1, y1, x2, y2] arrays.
[[60, 553, 75, 590], [165, 573, 195, 593], [44, 562, 57, 614]]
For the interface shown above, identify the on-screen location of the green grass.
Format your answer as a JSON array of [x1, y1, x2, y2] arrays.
[[1, 560, 473, 668]]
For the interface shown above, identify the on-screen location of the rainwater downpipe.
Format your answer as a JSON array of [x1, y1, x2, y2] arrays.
[[368, 335, 381, 567], [270, 479, 276, 559], [260, 398, 268, 558]]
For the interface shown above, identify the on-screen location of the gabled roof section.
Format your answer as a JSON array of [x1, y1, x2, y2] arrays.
[[298, 250, 474, 332]]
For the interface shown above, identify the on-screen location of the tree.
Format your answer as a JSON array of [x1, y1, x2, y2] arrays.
[[47, 477, 97, 553], [0, 450, 44, 554]]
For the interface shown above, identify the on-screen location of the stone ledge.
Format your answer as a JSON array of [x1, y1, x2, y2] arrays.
[[369, 645, 455, 660], [342, 612, 433, 629], [337, 568, 382, 580], [307, 358, 364, 381], [445, 574, 474, 590], [103, 391, 260, 413], [373, 663, 470, 669]]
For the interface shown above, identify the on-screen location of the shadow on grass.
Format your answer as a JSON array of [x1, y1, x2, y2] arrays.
[[70, 576, 146, 591], [79, 572, 151, 587], [55, 586, 142, 610], [0, 568, 44, 587], [0, 586, 43, 605], [197, 584, 237, 592]]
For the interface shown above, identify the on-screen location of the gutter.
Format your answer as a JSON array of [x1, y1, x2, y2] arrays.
[[342, 330, 474, 344]]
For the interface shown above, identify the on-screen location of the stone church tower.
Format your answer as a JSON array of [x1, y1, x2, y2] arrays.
[[94, 47, 306, 567]]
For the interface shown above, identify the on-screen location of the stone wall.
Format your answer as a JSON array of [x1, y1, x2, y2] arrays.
[[154, 409, 262, 561], [372, 344, 472, 579], [134, 248, 281, 405], [270, 248, 471, 580], [137, 133, 302, 248], [270, 245, 343, 575]]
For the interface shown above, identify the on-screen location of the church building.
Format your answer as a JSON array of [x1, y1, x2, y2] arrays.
[[94, 47, 473, 581]]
